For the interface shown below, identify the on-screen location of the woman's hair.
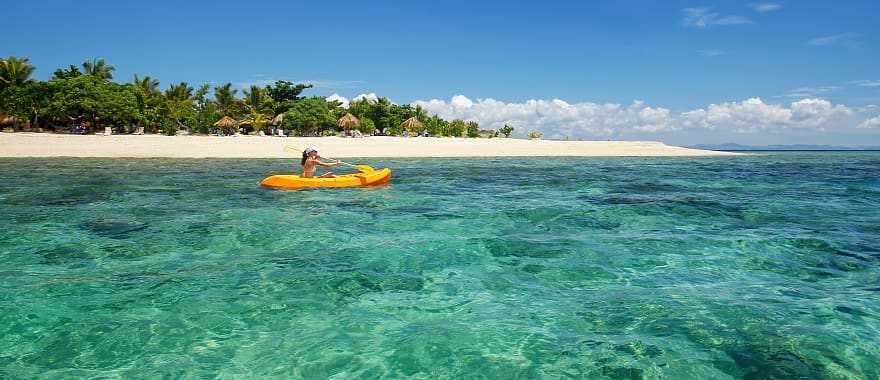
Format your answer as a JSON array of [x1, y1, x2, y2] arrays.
[[301, 151, 309, 166]]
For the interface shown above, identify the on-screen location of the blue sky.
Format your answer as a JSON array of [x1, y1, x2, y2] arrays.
[[7, 0, 880, 145]]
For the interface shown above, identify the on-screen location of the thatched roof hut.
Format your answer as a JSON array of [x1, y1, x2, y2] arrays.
[[400, 117, 424, 131], [213, 116, 237, 128], [271, 113, 284, 126], [337, 113, 360, 131]]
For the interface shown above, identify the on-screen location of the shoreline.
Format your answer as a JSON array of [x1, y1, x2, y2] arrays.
[[0, 132, 738, 158]]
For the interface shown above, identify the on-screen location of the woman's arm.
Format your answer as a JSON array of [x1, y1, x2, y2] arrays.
[[315, 159, 340, 167]]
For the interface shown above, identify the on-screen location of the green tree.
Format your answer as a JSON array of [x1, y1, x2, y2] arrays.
[[163, 82, 196, 134], [131, 75, 163, 132], [133, 75, 160, 95], [386, 124, 404, 136], [0, 56, 34, 91], [192, 84, 217, 134], [48, 75, 139, 132], [243, 85, 273, 113], [499, 124, 514, 138], [52, 65, 82, 80], [243, 85, 274, 133], [359, 117, 376, 135], [282, 97, 336, 136], [449, 119, 466, 137], [0, 81, 53, 129], [528, 131, 543, 139], [266, 80, 312, 113], [369, 97, 396, 134], [425, 115, 448, 136], [82, 58, 115, 80], [213, 83, 237, 116], [466, 121, 480, 138], [165, 82, 194, 101], [414, 105, 428, 121], [349, 98, 373, 119]]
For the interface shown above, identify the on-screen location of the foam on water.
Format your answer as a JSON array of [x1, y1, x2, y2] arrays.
[[1, 153, 879, 378]]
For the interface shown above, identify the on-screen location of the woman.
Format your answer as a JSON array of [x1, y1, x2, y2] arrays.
[[301, 146, 340, 178]]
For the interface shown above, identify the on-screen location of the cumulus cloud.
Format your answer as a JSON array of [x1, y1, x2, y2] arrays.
[[413, 96, 677, 138], [748, 2, 782, 12], [682, 7, 752, 28], [789, 98, 853, 129], [353, 93, 379, 103], [412, 95, 861, 137], [858, 116, 880, 129], [326, 93, 349, 108], [682, 98, 851, 132]]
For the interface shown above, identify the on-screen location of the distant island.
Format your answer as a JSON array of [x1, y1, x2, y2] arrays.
[[693, 143, 880, 151]]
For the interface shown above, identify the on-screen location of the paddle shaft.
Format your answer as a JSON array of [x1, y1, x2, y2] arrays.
[[283, 145, 370, 171]]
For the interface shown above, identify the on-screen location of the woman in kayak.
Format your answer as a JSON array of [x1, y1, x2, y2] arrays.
[[301, 146, 341, 178]]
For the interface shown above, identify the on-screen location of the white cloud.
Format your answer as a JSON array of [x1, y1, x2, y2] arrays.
[[858, 116, 880, 129], [748, 2, 783, 12], [353, 93, 379, 103], [682, 7, 752, 28], [682, 97, 851, 132], [789, 98, 852, 129], [326, 93, 349, 108], [697, 49, 726, 57], [412, 96, 862, 137], [413, 95, 677, 138], [851, 80, 880, 88], [808, 33, 860, 47], [450, 95, 474, 108], [681, 98, 792, 132]]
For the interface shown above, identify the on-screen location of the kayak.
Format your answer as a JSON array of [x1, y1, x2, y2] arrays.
[[260, 168, 392, 189]]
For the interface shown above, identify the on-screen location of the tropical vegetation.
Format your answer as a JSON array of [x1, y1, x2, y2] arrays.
[[0, 56, 513, 138]]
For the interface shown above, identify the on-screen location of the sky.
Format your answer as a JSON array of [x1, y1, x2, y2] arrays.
[[6, 0, 880, 145]]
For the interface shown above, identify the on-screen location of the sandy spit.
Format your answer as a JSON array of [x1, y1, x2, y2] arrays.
[[0, 133, 738, 158]]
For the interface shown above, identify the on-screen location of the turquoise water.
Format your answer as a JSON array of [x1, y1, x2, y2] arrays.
[[1, 153, 879, 378]]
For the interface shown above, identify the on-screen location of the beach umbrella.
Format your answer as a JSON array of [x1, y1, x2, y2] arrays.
[[271, 113, 285, 126], [400, 116, 424, 132], [337, 113, 360, 131], [213, 116, 237, 128]]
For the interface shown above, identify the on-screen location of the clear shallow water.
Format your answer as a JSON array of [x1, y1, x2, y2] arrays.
[[1, 153, 879, 378]]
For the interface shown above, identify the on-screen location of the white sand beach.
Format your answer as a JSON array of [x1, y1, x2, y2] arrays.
[[0, 133, 736, 158]]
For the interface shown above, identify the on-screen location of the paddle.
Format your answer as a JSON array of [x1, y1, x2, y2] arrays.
[[283, 145, 375, 173]]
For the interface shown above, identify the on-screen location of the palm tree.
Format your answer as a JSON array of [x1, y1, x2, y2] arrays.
[[247, 110, 271, 134], [414, 105, 428, 122], [214, 83, 237, 116], [0, 56, 34, 90], [243, 85, 272, 113], [133, 74, 160, 96], [243, 85, 273, 133], [165, 82, 194, 101], [82, 58, 115, 80]]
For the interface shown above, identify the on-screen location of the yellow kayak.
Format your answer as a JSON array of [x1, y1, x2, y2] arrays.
[[260, 168, 392, 189]]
